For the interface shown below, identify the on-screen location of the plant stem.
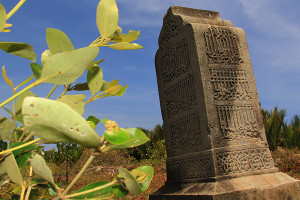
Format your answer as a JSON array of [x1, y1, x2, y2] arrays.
[[64, 180, 118, 198], [0, 138, 40, 156], [46, 84, 58, 99], [59, 84, 71, 98], [24, 166, 33, 200], [90, 36, 102, 46], [20, 184, 26, 200], [61, 154, 95, 197], [0, 81, 40, 109], [6, 0, 27, 20]]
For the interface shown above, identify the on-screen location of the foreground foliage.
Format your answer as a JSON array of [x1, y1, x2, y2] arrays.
[[0, 0, 153, 199]]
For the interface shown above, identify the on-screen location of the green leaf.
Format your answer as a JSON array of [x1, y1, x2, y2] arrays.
[[107, 42, 142, 50], [89, 59, 105, 66], [87, 116, 100, 126], [96, 0, 119, 39], [68, 83, 89, 91], [57, 94, 85, 115], [104, 128, 130, 145], [22, 97, 101, 147], [100, 80, 109, 91], [46, 28, 75, 54], [0, 140, 7, 151], [2, 106, 13, 117], [15, 75, 34, 90], [4, 153, 23, 185], [0, 117, 17, 141], [111, 30, 140, 43], [87, 65, 103, 97], [30, 63, 43, 80], [71, 181, 113, 199], [0, 42, 36, 62], [115, 85, 128, 96], [2, 65, 14, 89], [107, 79, 119, 87], [16, 152, 31, 170], [101, 118, 109, 125], [31, 154, 55, 185], [41, 50, 53, 67], [0, 3, 7, 32], [118, 167, 141, 195], [134, 166, 154, 192], [40, 46, 99, 85], [112, 184, 128, 197], [103, 128, 150, 151], [15, 90, 37, 115], [9, 141, 37, 158]]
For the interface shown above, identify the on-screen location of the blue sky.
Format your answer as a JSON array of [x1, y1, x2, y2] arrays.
[[1, 0, 299, 139]]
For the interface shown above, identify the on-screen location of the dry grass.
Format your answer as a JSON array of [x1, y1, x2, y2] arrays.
[[1, 148, 299, 199]]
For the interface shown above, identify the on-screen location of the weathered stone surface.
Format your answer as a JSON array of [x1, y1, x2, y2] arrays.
[[150, 5, 300, 199]]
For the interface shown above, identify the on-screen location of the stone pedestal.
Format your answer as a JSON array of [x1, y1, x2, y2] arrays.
[[150, 6, 300, 200]]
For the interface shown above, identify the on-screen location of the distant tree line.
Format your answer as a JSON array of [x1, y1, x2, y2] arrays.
[[262, 107, 300, 151]]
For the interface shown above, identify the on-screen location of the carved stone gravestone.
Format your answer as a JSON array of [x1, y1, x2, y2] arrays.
[[150, 6, 300, 200]]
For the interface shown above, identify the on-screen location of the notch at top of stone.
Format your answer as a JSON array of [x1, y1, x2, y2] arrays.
[[168, 6, 233, 27]]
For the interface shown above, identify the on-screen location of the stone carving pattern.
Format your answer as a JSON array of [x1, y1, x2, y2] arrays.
[[216, 147, 274, 175], [167, 154, 214, 180], [159, 41, 190, 85], [210, 68, 251, 101], [204, 27, 242, 65], [165, 75, 196, 117], [169, 112, 201, 151], [217, 105, 261, 140], [160, 18, 179, 46]]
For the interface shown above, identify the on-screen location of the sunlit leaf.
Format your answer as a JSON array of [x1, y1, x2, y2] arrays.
[[0, 3, 7, 32], [89, 59, 104, 66], [104, 128, 130, 145], [103, 128, 150, 151], [107, 79, 119, 87], [96, 0, 119, 39], [0, 117, 17, 141], [115, 85, 128, 96], [15, 90, 37, 115], [107, 42, 142, 50], [46, 28, 75, 54], [2, 65, 14, 89], [4, 153, 23, 185], [2, 106, 13, 117], [57, 94, 85, 115], [111, 30, 140, 43], [31, 154, 55, 185], [133, 166, 154, 192], [118, 167, 141, 195], [0, 42, 36, 62], [71, 181, 113, 199], [40, 46, 99, 85], [87, 64, 103, 97], [41, 50, 53, 67], [22, 97, 101, 147], [15, 75, 34, 90], [30, 63, 43, 79]]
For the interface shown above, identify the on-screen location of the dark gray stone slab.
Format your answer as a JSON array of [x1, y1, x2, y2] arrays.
[[150, 6, 300, 199]]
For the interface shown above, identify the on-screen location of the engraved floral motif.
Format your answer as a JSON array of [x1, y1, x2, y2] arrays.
[[216, 147, 274, 175]]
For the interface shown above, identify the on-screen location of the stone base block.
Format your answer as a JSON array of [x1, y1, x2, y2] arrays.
[[149, 172, 300, 200]]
